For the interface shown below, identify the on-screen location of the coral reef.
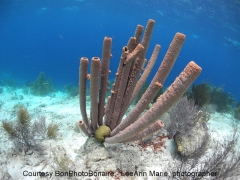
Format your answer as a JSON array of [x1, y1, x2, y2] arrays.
[[167, 128, 240, 179], [63, 83, 78, 97], [209, 86, 235, 113], [187, 82, 235, 113], [3, 77, 19, 89], [162, 96, 210, 158], [30, 72, 54, 95], [174, 121, 209, 158], [164, 96, 200, 138], [138, 134, 169, 152], [74, 137, 142, 173], [95, 125, 111, 142], [188, 83, 210, 107], [78, 19, 202, 143]]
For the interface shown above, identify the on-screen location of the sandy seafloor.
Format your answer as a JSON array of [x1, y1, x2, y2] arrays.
[[0, 86, 239, 180]]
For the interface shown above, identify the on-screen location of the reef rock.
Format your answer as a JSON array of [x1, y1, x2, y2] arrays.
[[75, 137, 141, 173], [174, 121, 209, 158]]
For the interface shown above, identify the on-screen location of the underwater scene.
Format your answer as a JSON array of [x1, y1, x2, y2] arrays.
[[0, 0, 240, 179]]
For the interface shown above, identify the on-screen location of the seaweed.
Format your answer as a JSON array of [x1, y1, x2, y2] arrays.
[[2, 121, 16, 137], [47, 123, 59, 138], [32, 115, 47, 139], [64, 83, 78, 97], [162, 96, 210, 159], [187, 83, 235, 112], [168, 128, 240, 179], [4, 78, 18, 89], [165, 96, 199, 138], [209, 86, 235, 113], [12, 103, 26, 114], [30, 72, 54, 95], [1, 108, 47, 154], [188, 83, 211, 107], [17, 107, 31, 128]]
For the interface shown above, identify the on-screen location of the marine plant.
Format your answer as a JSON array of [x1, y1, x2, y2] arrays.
[[64, 83, 79, 97], [32, 115, 47, 139], [30, 72, 54, 95], [4, 77, 18, 89], [12, 103, 26, 114], [188, 83, 211, 107], [163, 96, 210, 158], [78, 19, 202, 143], [1, 108, 46, 153], [209, 86, 235, 113], [168, 128, 240, 179], [47, 123, 59, 138]]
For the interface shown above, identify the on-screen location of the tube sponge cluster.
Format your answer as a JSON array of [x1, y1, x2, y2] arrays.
[[78, 19, 202, 143]]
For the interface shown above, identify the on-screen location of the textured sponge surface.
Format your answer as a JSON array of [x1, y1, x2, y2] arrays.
[[95, 125, 111, 142]]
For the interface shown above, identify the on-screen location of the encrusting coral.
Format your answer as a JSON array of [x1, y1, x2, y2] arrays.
[[94, 125, 111, 142], [78, 19, 202, 143]]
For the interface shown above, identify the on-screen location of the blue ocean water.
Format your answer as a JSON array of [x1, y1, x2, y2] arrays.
[[0, 0, 239, 101]]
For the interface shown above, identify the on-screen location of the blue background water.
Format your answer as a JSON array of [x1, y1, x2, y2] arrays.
[[0, 0, 239, 101]]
